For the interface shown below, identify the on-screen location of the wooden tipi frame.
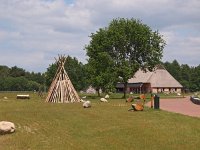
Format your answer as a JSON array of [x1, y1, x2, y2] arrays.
[[45, 55, 80, 103]]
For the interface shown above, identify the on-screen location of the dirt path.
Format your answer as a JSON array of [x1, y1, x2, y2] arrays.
[[146, 96, 200, 118]]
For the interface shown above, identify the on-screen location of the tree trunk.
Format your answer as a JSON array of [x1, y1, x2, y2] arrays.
[[96, 88, 101, 97], [123, 82, 127, 99]]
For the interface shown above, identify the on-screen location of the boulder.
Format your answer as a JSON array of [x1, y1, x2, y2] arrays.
[[126, 97, 134, 102], [0, 121, 15, 134], [100, 98, 108, 102], [83, 101, 91, 108], [82, 96, 87, 99], [80, 99, 86, 103], [105, 94, 109, 99]]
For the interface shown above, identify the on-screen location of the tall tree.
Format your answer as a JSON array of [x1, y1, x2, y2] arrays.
[[45, 63, 57, 87], [64, 56, 88, 91], [25, 72, 45, 85], [85, 52, 116, 96], [9, 66, 26, 77], [86, 18, 165, 98], [180, 64, 191, 90], [0, 65, 10, 78], [171, 60, 181, 81], [195, 65, 200, 90]]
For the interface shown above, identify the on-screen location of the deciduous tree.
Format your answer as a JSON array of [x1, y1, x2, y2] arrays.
[[86, 18, 165, 98]]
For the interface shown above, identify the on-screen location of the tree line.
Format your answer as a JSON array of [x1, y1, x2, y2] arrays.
[[0, 56, 89, 92], [1, 58, 199, 93], [0, 65, 45, 91], [163, 60, 200, 92]]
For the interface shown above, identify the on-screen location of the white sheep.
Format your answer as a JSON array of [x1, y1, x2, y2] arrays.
[[100, 98, 108, 102], [83, 101, 91, 108]]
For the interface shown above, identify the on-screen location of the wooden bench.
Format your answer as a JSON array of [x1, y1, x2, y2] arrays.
[[17, 95, 30, 99]]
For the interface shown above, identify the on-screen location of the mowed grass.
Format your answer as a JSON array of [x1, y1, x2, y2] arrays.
[[0, 92, 200, 150]]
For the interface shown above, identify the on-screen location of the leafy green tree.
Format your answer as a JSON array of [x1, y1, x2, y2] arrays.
[[10, 77, 29, 91], [0, 65, 10, 77], [163, 60, 200, 92], [0, 77, 27, 91], [85, 52, 116, 96], [164, 60, 182, 82], [64, 56, 88, 91], [195, 65, 200, 90], [45, 63, 57, 87], [26, 80, 41, 91], [85, 28, 116, 96], [181, 64, 190, 80], [171, 60, 181, 81], [0, 78, 7, 90], [0, 65, 44, 91], [86, 18, 165, 98], [1, 77, 13, 91], [180, 64, 191, 90], [190, 65, 200, 91], [9, 66, 26, 77], [25, 72, 45, 85]]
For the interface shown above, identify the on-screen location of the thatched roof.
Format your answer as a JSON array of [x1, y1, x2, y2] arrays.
[[128, 66, 183, 88]]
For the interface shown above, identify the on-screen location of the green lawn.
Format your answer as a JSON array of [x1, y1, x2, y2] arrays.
[[0, 92, 200, 150]]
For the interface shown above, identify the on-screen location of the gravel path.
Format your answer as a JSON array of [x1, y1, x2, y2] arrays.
[[146, 96, 200, 118]]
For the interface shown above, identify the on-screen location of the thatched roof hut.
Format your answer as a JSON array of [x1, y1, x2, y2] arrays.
[[117, 65, 183, 94]]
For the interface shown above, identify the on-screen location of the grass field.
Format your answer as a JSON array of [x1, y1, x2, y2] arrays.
[[0, 92, 200, 150]]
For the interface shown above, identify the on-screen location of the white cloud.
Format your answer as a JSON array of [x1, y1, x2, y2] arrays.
[[0, 0, 200, 72]]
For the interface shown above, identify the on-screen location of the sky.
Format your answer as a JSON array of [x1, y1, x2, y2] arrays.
[[0, 0, 200, 73]]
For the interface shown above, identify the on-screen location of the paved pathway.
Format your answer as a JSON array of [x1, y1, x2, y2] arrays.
[[146, 96, 200, 118]]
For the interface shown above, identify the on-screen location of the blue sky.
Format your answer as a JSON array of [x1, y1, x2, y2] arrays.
[[0, 0, 200, 72]]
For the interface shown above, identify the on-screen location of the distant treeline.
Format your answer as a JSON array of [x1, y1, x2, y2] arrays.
[[0, 57, 200, 92], [163, 60, 200, 92], [0, 65, 45, 91], [0, 55, 89, 92]]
